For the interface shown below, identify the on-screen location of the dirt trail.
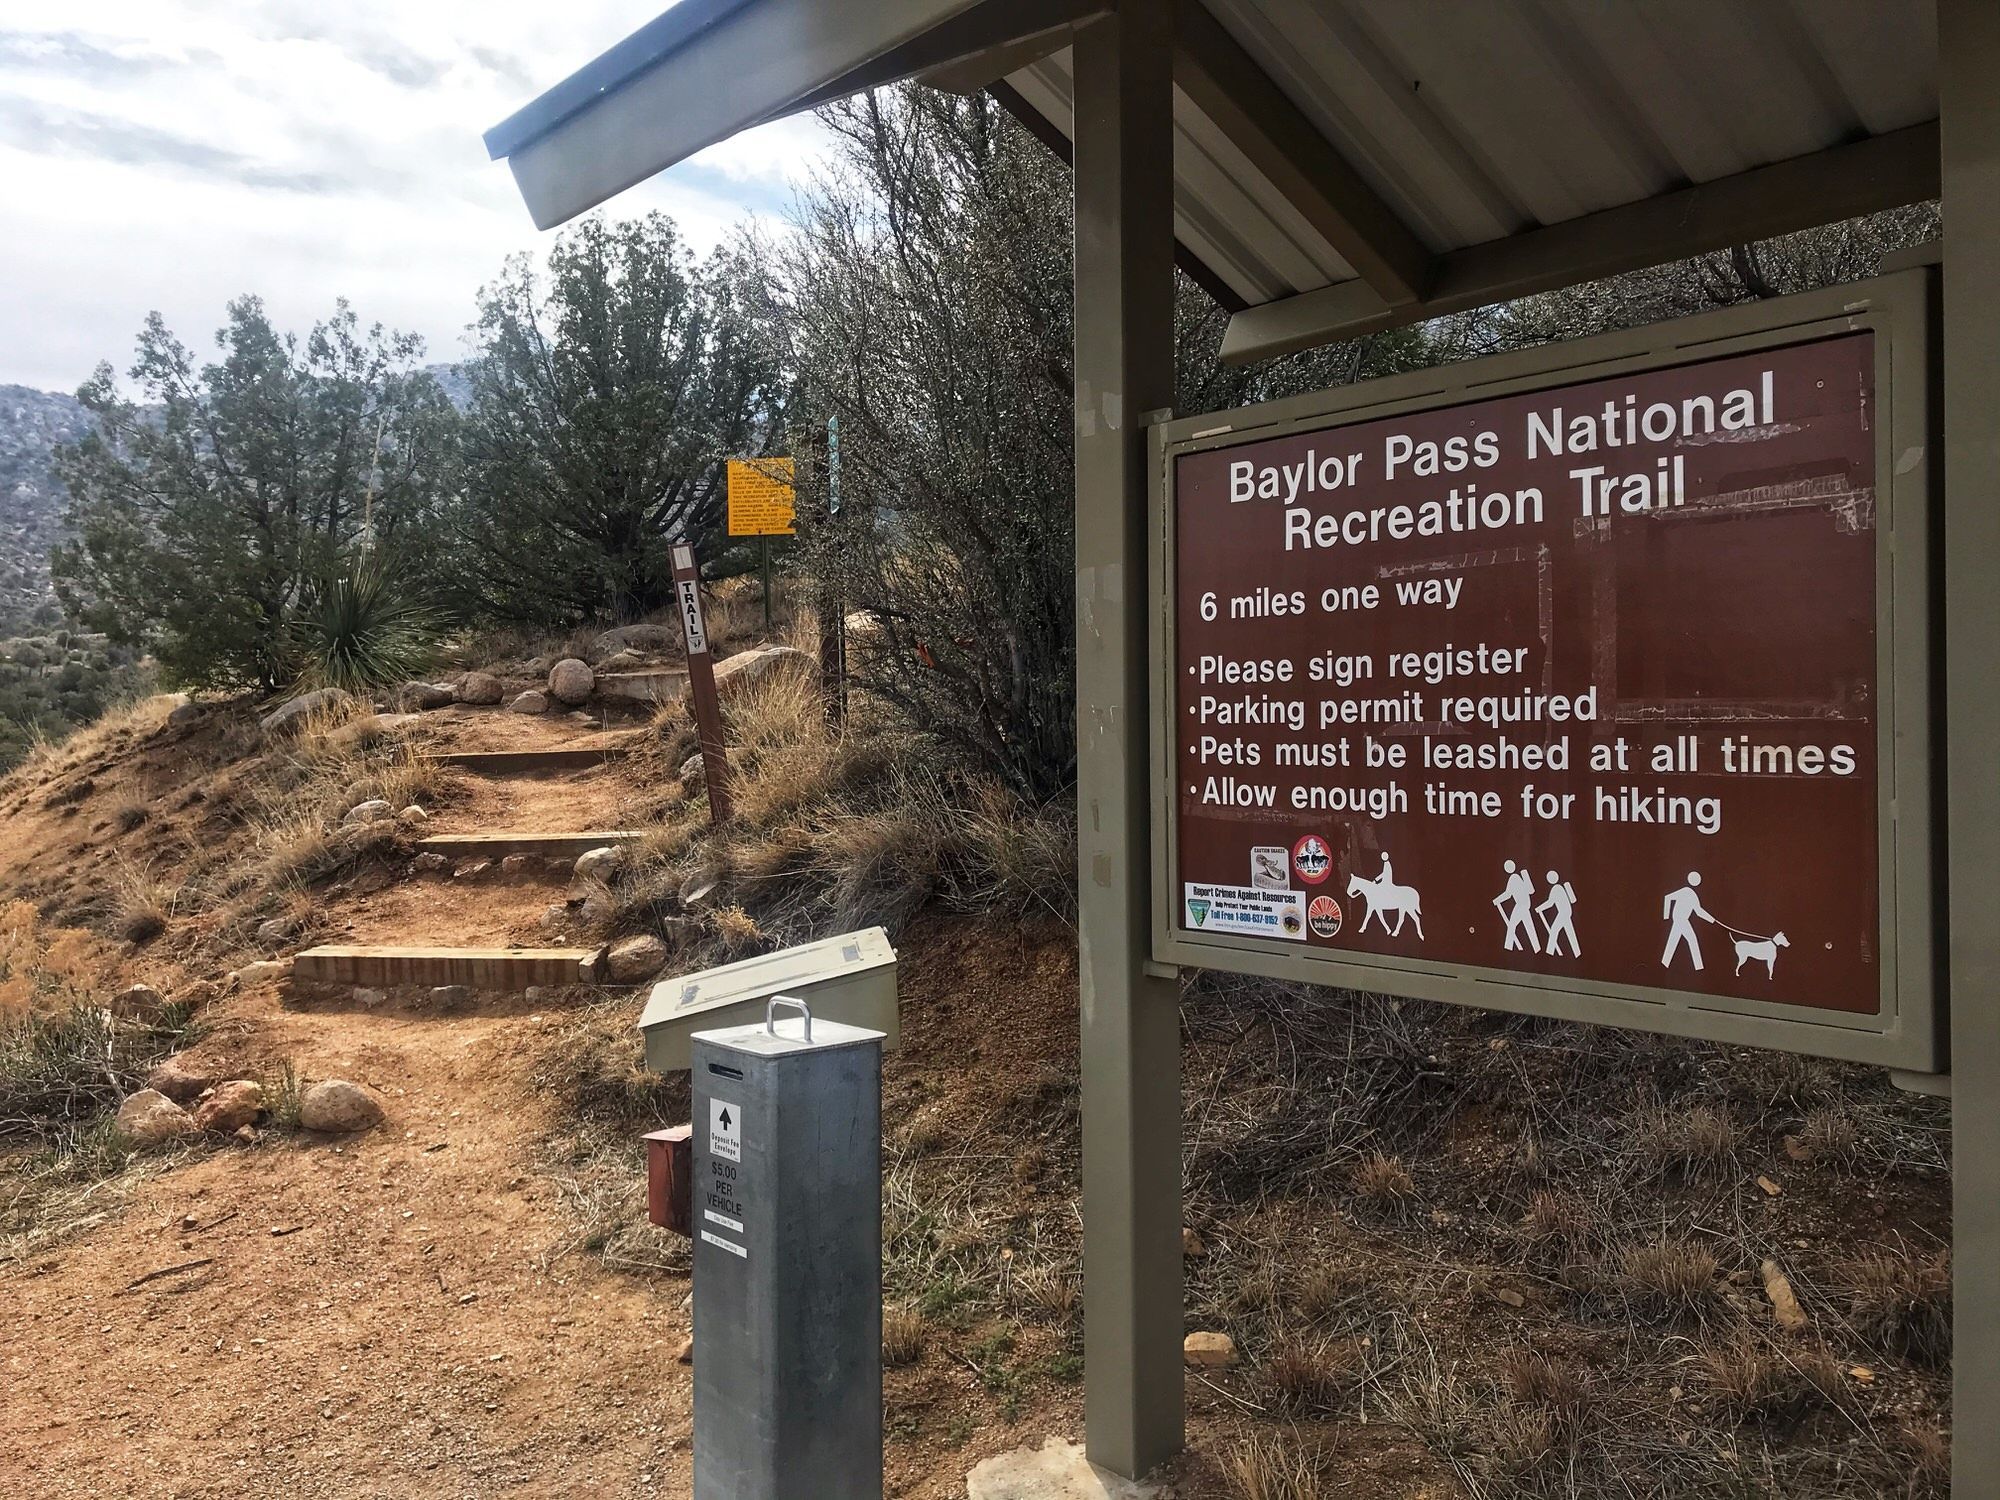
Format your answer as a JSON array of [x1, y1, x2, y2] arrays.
[[2, 707, 699, 1499]]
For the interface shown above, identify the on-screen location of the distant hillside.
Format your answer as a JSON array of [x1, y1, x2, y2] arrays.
[[0, 385, 88, 636]]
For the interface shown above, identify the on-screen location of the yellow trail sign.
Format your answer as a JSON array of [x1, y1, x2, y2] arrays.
[[726, 457, 796, 537]]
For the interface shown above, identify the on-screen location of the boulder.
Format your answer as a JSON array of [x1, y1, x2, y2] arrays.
[[343, 799, 394, 826], [713, 644, 813, 700], [397, 680, 456, 711], [453, 860, 491, 880], [456, 671, 504, 706], [548, 658, 595, 705], [167, 701, 205, 729], [591, 623, 678, 660], [1182, 1331, 1237, 1368], [509, 690, 549, 715], [412, 851, 450, 874], [573, 845, 625, 882], [254, 918, 293, 950], [523, 656, 550, 676], [299, 1079, 385, 1133], [430, 984, 473, 1008], [599, 649, 648, 671], [117, 1089, 195, 1147], [605, 933, 671, 984], [193, 1080, 266, 1133], [397, 805, 429, 829], [353, 987, 388, 1009], [499, 854, 534, 880], [235, 959, 292, 987], [260, 688, 352, 735], [143, 1056, 218, 1106], [110, 982, 166, 1020]]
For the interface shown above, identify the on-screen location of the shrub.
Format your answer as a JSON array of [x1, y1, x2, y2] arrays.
[[289, 563, 439, 692]]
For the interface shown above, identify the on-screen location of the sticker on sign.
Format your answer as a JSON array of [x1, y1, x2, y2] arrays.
[[710, 1097, 741, 1162], [1184, 882, 1306, 940], [677, 579, 709, 656]]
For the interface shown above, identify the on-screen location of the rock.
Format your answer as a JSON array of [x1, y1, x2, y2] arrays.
[[453, 860, 491, 880], [236, 959, 292, 987], [430, 984, 473, 1007], [143, 1057, 217, 1105], [1761, 1258, 1808, 1330], [538, 904, 572, 938], [110, 982, 167, 1020], [255, 919, 293, 950], [456, 671, 504, 706], [117, 1089, 195, 1146], [299, 1079, 385, 1133], [167, 701, 204, 728], [193, 1080, 266, 1133], [523, 656, 550, 676], [260, 688, 352, 735], [397, 805, 429, 829], [412, 852, 450, 874], [1182, 1227, 1206, 1258], [233, 1124, 260, 1145], [1493, 1288, 1527, 1309], [605, 934, 670, 984], [500, 854, 534, 880], [591, 623, 678, 660], [397, 681, 455, 711], [573, 845, 624, 881], [509, 690, 549, 715], [1182, 1332, 1237, 1368], [713, 644, 812, 700], [844, 610, 884, 649], [343, 799, 394, 826], [674, 1334, 694, 1365], [599, 649, 648, 671], [966, 1437, 1159, 1500], [549, 658, 595, 705], [678, 867, 720, 907], [678, 752, 706, 786], [352, 987, 387, 1009]]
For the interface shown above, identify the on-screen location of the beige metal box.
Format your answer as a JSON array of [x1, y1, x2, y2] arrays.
[[638, 927, 898, 1072]]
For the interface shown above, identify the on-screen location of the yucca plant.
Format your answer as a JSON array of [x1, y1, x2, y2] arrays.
[[289, 562, 439, 692]]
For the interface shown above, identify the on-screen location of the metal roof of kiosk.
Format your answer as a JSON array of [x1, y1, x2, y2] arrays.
[[487, 2, 1997, 1492]]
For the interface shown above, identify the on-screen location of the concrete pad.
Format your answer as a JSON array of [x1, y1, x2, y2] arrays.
[[966, 1437, 1158, 1500]]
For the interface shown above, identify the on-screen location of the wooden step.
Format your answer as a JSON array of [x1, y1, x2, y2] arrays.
[[294, 945, 593, 990], [414, 831, 645, 860], [426, 746, 634, 774]]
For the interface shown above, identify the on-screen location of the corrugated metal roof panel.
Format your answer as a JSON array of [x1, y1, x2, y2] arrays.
[[1003, 0, 1938, 311]]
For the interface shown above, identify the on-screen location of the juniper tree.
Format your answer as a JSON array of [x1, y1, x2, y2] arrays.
[[51, 298, 458, 691]]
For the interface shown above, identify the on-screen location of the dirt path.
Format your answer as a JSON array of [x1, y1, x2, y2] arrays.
[[2, 707, 701, 1499]]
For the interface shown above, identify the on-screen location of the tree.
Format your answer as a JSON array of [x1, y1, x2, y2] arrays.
[[457, 214, 782, 625], [774, 86, 1457, 801], [51, 298, 459, 691]]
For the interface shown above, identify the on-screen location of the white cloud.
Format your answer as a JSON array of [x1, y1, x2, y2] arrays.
[[0, 1, 833, 391]]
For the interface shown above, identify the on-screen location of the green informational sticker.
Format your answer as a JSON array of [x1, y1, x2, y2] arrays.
[[1187, 899, 1209, 927]]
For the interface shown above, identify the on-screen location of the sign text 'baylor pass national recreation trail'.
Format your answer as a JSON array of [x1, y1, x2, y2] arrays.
[[1174, 333, 1879, 1013]]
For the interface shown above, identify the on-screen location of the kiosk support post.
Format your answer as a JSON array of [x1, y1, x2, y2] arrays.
[[1072, 0, 1184, 1479], [1940, 2, 2000, 1490]]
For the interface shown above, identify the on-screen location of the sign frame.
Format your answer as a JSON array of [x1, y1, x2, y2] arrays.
[[1148, 269, 1941, 1072]]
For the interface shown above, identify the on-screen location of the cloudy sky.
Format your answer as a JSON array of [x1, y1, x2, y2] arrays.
[[0, 2, 831, 393]]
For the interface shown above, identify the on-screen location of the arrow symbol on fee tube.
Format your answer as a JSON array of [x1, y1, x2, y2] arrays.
[[719, 1108, 733, 1131]]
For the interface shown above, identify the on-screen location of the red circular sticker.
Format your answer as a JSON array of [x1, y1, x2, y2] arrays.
[[1307, 894, 1342, 938], [1291, 833, 1332, 885]]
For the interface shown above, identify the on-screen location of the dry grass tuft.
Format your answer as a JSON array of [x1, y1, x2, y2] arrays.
[[1842, 1249, 1952, 1365], [1259, 1335, 1363, 1417], [111, 798, 150, 833], [1350, 1151, 1416, 1210], [1797, 1105, 1863, 1169], [1519, 1188, 1596, 1274], [1224, 1434, 1323, 1500], [110, 865, 177, 944], [1701, 1336, 1843, 1427], [882, 1306, 927, 1367], [1628, 1100, 1737, 1178], [1295, 1262, 1357, 1323], [1618, 1239, 1723, 1323]]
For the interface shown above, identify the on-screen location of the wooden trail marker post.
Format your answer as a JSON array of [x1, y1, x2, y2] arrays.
[[673, 539, 733, 826]]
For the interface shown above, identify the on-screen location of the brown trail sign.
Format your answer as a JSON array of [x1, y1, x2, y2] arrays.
[[1154, 279, 1938, 1071]]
